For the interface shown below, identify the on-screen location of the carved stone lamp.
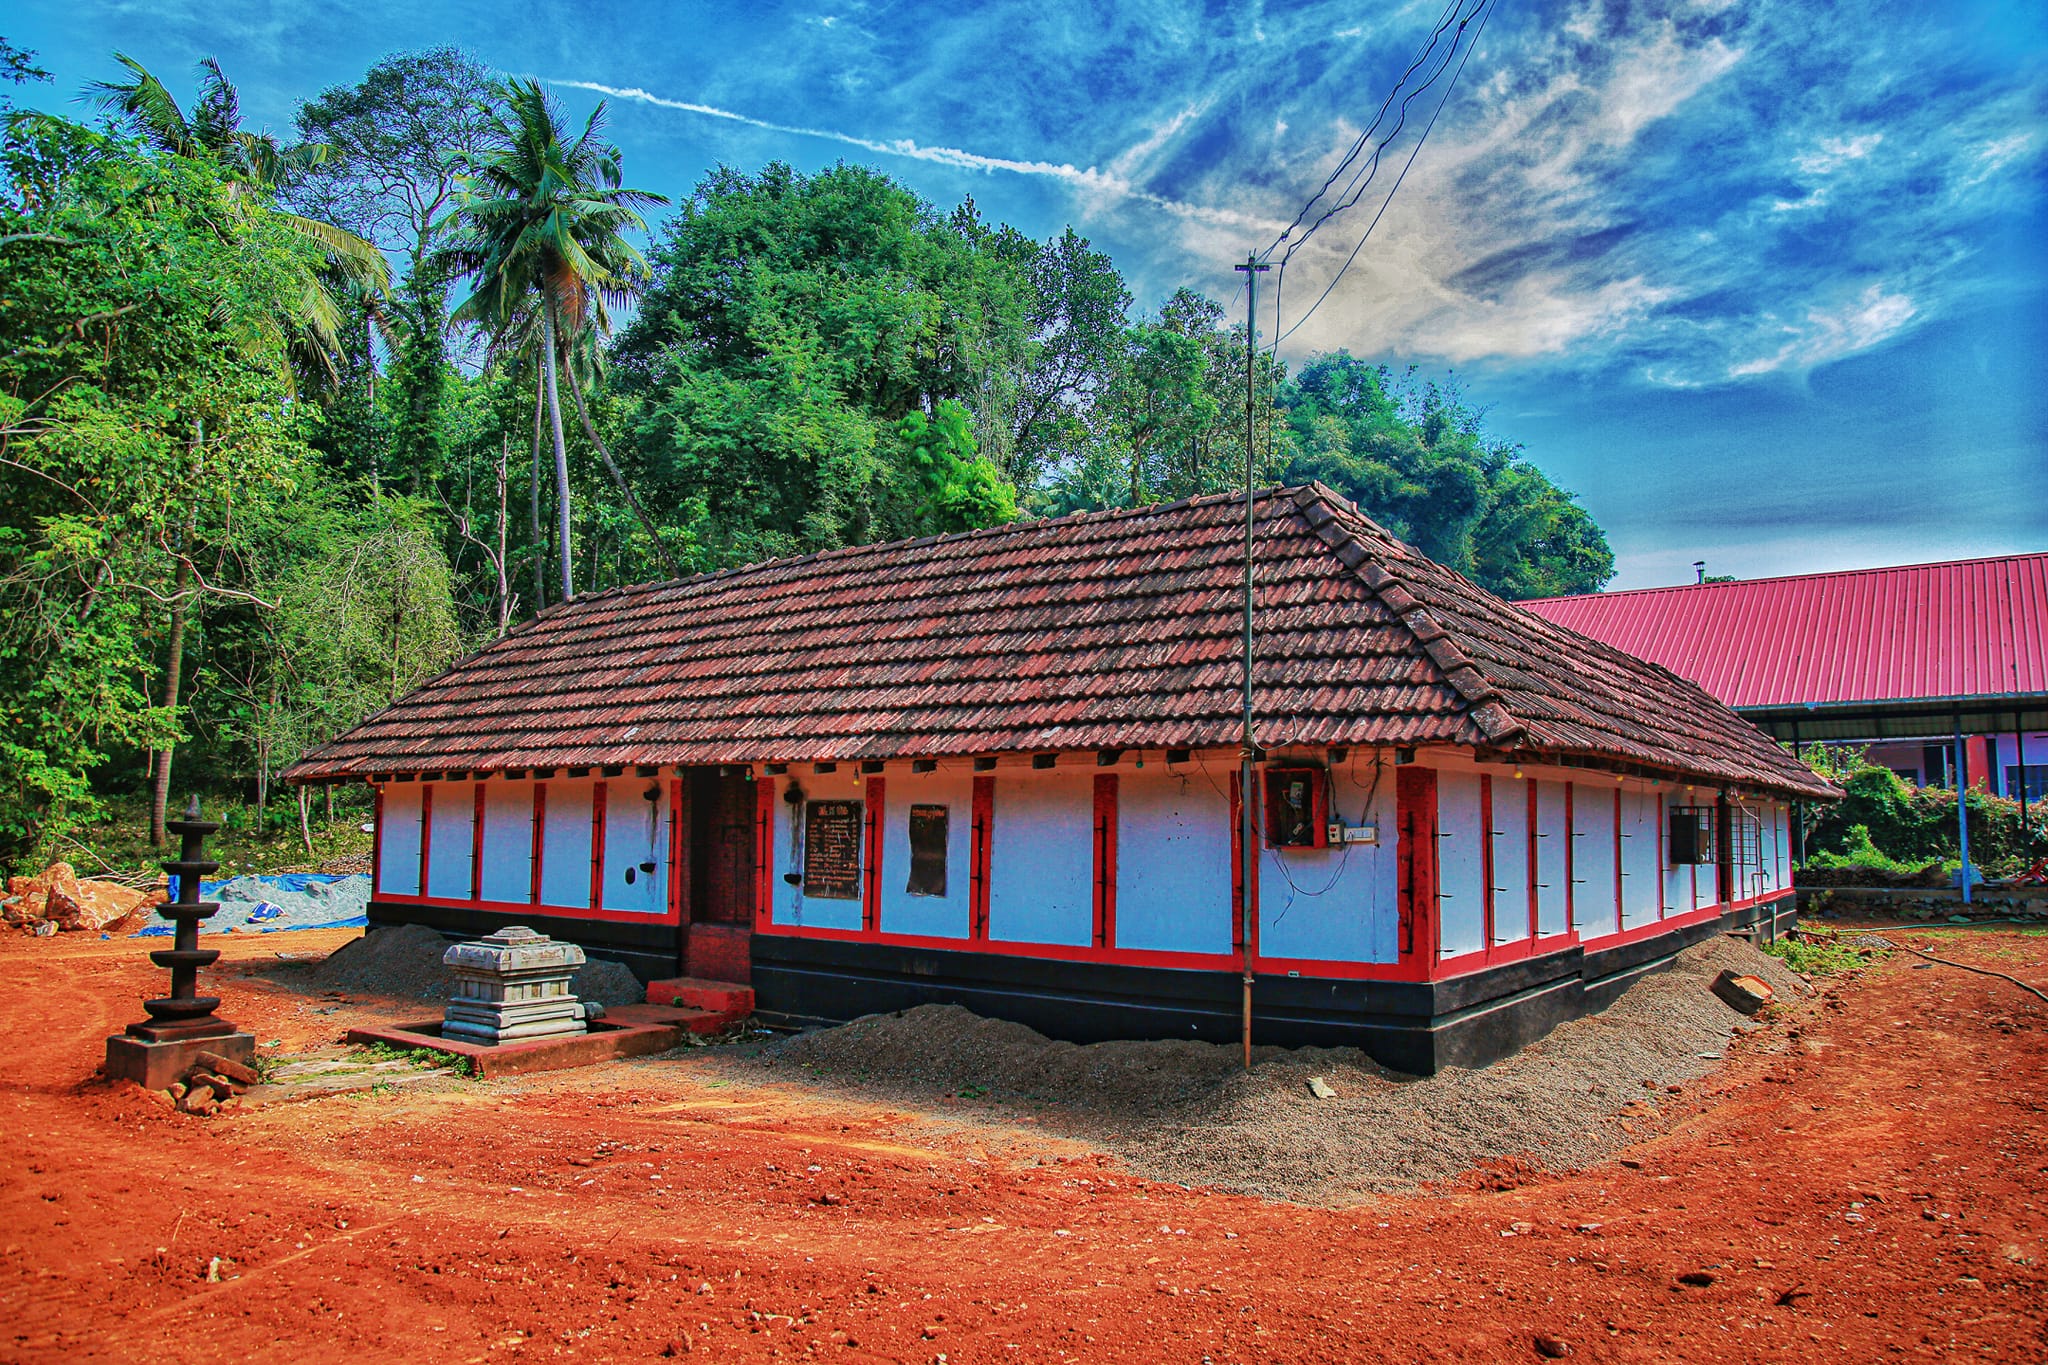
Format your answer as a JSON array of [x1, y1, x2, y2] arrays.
[[103, 799, 256, 1089]]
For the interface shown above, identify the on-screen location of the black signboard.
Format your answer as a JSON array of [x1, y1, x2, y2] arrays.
[[803, 800, 863, 900], [906, 804, 949, 898]]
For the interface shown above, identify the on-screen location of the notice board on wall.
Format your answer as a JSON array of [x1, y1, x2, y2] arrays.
[[906, 804, 948, 897], [803, 799, 863, 900]]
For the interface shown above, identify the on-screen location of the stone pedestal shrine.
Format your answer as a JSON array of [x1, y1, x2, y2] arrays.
[[441, 926, 590, 1044]]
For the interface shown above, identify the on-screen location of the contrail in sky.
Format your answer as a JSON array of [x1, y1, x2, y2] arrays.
[[549, 77, 1282, 233]]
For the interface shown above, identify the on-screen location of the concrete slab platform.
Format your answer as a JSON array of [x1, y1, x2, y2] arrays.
[[344, 1017, 684, 1079], [645, 977, 755, 1014], [608, 1002, 748, 1035]]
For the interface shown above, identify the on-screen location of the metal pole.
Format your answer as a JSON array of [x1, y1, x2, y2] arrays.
[[1955, 714, 1972, 906], [2017, 711, 2029, 841], [1233, 253, 1269, 1072]]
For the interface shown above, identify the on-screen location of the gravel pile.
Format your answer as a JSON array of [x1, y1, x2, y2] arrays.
[[273, 923, 646, 1007], [739, 934, 1807, 1204]]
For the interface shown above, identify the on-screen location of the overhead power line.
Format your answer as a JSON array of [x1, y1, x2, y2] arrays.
[[1261, 0, 1501, 351]]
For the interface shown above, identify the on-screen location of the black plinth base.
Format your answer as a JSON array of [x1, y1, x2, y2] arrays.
[[104, 1031, 255, 1091]]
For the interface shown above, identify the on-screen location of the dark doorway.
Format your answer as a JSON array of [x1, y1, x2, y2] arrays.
[[679, 767, 756, 983]]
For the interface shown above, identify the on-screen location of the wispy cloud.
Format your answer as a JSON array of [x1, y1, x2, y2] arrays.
[[549, 77, 1283, 234]]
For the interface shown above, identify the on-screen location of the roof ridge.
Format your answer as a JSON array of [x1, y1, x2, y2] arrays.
[[1288, 486, 1522, 748], [1527, 547, 2048, 604]]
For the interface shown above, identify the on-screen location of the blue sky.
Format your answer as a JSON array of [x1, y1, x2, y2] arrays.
[[8, 0, 2044, 587]]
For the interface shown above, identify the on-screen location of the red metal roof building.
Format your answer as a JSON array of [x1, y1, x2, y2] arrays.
[[1523, 554, 2048, 739]]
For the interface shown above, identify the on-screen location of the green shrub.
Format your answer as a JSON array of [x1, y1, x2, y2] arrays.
[[1804, 756, 2047, 877], [1762, 928, 1887, 977]]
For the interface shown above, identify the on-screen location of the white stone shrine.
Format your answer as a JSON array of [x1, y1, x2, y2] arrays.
[[441, 925, 590, 1044]]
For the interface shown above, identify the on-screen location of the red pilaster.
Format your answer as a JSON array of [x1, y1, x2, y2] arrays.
[[418, 782, 434, 898], [1479, 774, 1495, 947], [754, 777, 774, 929], [969, 775, 994, 940], [1525, 779, 1540, 939], [371, 785, 385, 895], [863, 776, 885, 934], [1395, 766, 1438, 967], [529, 782, 547, 905], [470, 782, 486, 903], [589, 781, 608, 911], [1093, 773, 1118, 949], [668, 777, 685, 920]]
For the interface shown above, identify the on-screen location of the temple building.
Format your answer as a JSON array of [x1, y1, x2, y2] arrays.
[[285, 485, 1833, 1073]]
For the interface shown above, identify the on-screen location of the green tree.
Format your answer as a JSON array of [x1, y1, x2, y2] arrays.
[[1, 35, 50, 109], [616, 161, 1028, 563], [0, 117, 316, 863], [80, 53, 392, 384], [440, 78, 667, 601], [1279, 354, 1612, 598], [290, 49, 496, 490]]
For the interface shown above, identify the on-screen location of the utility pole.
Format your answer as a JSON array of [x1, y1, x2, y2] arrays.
[[1234, 253, 1269, 1072]]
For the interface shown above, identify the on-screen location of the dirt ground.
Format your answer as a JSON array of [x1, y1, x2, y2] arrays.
[[2, 926, 2044, 1364]]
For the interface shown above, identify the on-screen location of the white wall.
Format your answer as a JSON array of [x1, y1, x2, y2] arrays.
[[1620, 784, 1661, 929], [1660, 792, 1691, 920], [1113, 769, 1233, 955], [601, 778, 667, 915], [1533, 780, 1570, 937], [988, 770, 1095, 947], [879, 770, 974, 939], [1573, 783, 1620, 939], [1258, 759, 1399, 964], [424, 782, 475, 901], [538, 780, 593, 910], [768, 770, 865, 932], [1488, 776, 1532, 945], [478, 781, 532, 903], [1436, 770, 1487, 958], [377, 783, 421, 897]]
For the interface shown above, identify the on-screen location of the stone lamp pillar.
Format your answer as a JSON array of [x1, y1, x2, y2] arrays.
[[104, 799, 256, 1089], [440, 926, 591, 1044]]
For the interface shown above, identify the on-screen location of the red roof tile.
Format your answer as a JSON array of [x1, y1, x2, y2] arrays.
[[1522, 553, 2048, 710], [284, 485, 1832, 798]]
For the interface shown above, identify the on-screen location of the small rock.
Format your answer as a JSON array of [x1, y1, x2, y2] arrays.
[[1619, 1158, 1643, 1170], [1533, 1335, 1571, 1359], [195, 1050, 259, 1086], [1677, 1272, 1716, 1287], [1306, 1076, 1337, 1100]]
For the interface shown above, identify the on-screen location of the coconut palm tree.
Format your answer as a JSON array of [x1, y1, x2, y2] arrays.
[[439, 78, 668, 602], [82, 54, 392, 382]]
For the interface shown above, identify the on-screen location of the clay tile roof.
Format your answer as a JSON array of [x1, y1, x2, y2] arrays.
[[284, 484, 1834, 799]]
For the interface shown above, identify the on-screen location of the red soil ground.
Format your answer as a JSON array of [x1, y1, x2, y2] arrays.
[[2, 925, 2044, 1364]]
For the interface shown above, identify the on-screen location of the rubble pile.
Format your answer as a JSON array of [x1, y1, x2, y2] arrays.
[[143, 1047, 263, 1117], [3, 863, 164, 936]]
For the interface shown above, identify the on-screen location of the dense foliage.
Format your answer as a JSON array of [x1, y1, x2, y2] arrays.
[[0, 39, 1616, 873], [1801, 753, 2047, 881]]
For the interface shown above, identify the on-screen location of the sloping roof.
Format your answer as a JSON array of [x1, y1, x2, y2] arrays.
[[285, 485, 1832, 798], [1522, 553, 2048, 711]]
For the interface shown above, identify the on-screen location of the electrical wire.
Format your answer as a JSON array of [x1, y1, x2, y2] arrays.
[[1272, 0, 1499, 348], [1262, 0, 1469, 258], [1823, 928, 2048, 1005]]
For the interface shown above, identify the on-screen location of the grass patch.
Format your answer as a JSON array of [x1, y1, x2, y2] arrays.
[[362, 1040, 473, 1075], [1763, 928, 1889, 977]]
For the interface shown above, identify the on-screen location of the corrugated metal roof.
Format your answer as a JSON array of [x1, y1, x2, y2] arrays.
[[284, 485, 1833, 798], [1522, 553, 2048, 710]]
